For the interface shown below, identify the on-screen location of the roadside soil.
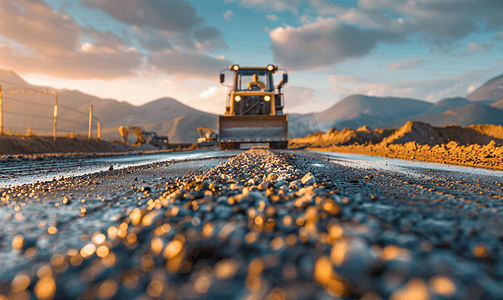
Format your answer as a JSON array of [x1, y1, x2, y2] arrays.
[[0, 135, 124, 155], [290, 122, 503, 171]]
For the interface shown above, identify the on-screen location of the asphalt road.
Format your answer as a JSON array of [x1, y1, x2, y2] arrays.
[[1, 148, 503, 299]]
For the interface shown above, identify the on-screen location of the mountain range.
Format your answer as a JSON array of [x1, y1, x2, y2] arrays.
[[314, 73, 503, 132], [1, 69, 503, 142]]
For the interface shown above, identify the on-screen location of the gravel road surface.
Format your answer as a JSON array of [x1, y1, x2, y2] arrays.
[[1, 148, 503, 300]]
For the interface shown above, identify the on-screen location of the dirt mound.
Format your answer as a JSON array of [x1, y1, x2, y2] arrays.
[[290, 122, 503, 171], [290, 126, 383, 148], [381, 121, 444, 146], [469, 124, 503, 141], [0, 135, 124, 155], [435, 125, 503, 146], [291, 122, 503, 149]]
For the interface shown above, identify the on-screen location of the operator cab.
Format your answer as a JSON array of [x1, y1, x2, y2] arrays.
[[219, 65, 288, 117]]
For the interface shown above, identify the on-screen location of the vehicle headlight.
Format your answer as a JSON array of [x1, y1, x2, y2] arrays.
[[235, 95, 241, 102], [267, 64, 275, 71], [231, 64, 239, 71], [264, 95, 271, 101]]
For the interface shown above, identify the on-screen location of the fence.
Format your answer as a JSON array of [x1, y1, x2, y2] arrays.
[[0, 82, 100, 140]]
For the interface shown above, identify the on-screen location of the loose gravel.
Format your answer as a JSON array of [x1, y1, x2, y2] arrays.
[[1, 149, 503, 299]]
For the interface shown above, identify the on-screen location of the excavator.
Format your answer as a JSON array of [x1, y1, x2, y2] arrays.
[[218, 64, 288, 150], [197, 127, 218, 143], [118, 126, 169, 149]]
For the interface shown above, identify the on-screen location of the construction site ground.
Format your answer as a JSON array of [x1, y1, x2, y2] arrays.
[[1, 148, 503, 299]]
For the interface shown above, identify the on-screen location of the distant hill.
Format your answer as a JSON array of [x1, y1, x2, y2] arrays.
[[0, 70, 216, 143], [316, 94, 432, 130], [466, 73, 503, 102], [421, 97, 471, 115], [378, 103, 503, 128], [4, 68, 503, 143], [492, 99, 503, 110]]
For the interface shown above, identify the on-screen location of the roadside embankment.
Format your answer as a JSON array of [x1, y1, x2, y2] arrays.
[[0, 135, 125, 155], [290, 121, 503, 170]]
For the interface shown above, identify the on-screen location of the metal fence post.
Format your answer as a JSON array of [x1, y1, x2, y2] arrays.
[[0, 85, 3, 136], [97, 121, 101, 139], [53, 93, 58, 141], [88, 105, 93, 139]]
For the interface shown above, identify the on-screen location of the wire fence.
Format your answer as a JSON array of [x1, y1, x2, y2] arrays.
[[0, 81, 100, 139]]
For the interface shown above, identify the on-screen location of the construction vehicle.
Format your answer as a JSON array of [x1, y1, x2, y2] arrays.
[[218, 64, 288, 150], [118, 126, 169, 149], [197, 127, 218, 147]]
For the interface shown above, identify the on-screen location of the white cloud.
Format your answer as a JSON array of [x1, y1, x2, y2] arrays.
[[263, 26, 271, 32], [147, 48, 233, 81], [247, 0, 503, 71], [266, 14, 278, 21], [215, 55, 226, 60], [223, 10, 234, 22], [385, 58, 423, 70], [298, 14, 314, 24], [199, 86, 218, 98], [0, 0, 143, 79], [269, 17, 401, 71]]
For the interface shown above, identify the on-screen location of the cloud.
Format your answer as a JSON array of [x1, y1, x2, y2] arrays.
[[359, 0, 503, 46], [238, 0, 302, 14], [467, 41, 494, 53], [283, 85, 316, 108], [148, 49, 233, 81], [199, 86, 218, 98], [269, 17, 402, 71], [385, 58, 423, 70], [81, 0, 203, 33], [0, 0, 143, 79], [236, 0, 503, 71], [193, 26, 228, 52], [264, 26, 271, 32], [298, 14, 314, 24], [266, 14, 278, 21], [83, 0, 228, 53], [130, 26, 172, 52], [223, 10, 234, 22]]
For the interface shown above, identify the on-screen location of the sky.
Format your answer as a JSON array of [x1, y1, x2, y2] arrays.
[[1, 0, 503, 115]]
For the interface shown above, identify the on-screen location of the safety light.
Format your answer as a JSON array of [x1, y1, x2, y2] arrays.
[[235, 95, 241, 102], [264, 95, 271, 102], [267, 64, 275, 71], [230, 64, 239, 71]]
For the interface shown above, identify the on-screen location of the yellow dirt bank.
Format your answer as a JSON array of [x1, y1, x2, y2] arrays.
[[290, 121, 503, 171]]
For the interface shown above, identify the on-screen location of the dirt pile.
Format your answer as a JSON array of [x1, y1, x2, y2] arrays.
[[290, 126, 393, 148], [290, 122, 503, 170], [381, 121, 445, 146], [0, 135, 125, 155]]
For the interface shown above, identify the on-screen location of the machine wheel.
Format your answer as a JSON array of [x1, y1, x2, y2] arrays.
[[269, 142, 288, 149], [219, 142, 240, 150]]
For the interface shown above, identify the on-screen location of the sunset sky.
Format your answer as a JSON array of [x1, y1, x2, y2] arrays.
[[1, 0, 503, 114]]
